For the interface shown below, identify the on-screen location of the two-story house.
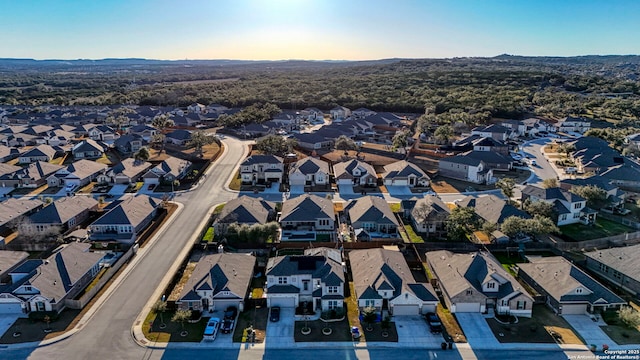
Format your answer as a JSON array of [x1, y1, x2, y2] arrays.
[[583, 244, 640, 299], [351, 247, 439, 316], [279, 194, 334, 241], [88, 195, 160, 245], [88, 125, 119, 143], [114, 134, 143, 155], [345, 196, 399, 240], [521, 185, 596, 225], [409, 195, 451, 235], [555, 116, 591, 134], [471, 124, 513, 141], [240, 155, 284, 185], [177, 253, 255, 313], [71, 139, 107, 160], [330, 106, 351, 122], [333, 159, 377, 188], [288, 157, 330, 188], [438, 155, 494, 184], [426, 250, 533, 317], [266, 247, 344, 312]]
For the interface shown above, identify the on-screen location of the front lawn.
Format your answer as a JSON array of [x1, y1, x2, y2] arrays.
[[560, 218, 634, 241], [294, 318, 353, 342], [601, 309, 640, 345], [141, 310, 208, 342], [232, 303, 268, 343], [228, 170, 242, 191]]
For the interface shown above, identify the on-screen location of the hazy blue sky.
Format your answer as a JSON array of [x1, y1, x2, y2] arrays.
[[1, 0, 638, 60]]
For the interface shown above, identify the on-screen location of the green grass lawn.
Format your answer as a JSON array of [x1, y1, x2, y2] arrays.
[[403, 223, 425, 243], [389, 203, 401, 213], [560, 218, 634, 241], [493, 252, 526, 277], [202, 227, 214, 242], [228, 170, 242, 191]]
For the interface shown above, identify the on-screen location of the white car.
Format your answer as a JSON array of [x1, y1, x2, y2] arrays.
[[65, 183, 77, 192], [203, 317, 221, 340]]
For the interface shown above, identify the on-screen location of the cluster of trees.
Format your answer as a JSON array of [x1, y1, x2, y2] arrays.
[[254, 134, 297, 157], [500, 215, 559, 239], [584, 127, 638, 152], [225, 222, 280, 244], [217, 102, 281, 128], [569, 185, 608, 209]]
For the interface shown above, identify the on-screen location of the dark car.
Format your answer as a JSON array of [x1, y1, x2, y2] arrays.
[[270, 306, 280, 322], [425, 312, 442, 334], [224, 306, 237, 320], [147, 183, 156, 190], [221, 318, 235, 334]]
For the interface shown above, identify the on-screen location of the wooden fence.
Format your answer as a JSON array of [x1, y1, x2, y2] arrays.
[[552, 230, 640, 251]]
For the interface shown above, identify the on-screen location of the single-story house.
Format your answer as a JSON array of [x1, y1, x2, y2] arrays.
[[382, 160, 430, 187], [213, 196, 276, 236], [88, 195, 160, 244], [583, 244, 640, 299]]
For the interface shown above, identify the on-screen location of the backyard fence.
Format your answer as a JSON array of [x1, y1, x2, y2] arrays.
[[552, 231, 640, 251], [597, 212, 640, 230]]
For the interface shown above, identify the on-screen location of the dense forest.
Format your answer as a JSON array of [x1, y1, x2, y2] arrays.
[[1, 56, 640, 124]]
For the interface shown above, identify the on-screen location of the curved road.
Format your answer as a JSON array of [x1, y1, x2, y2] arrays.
[[2, 137, 247, 360]]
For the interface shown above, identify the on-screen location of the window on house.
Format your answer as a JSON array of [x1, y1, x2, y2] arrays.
[[328, 300, 339, 310], [560, 214, 567, 221], [278, 277, 288, 285], [466, 289, 472, 295], [599, 263, 609, 273], [487, 282, 496, 289], [25, 286, 32, 292], [576, 288, 583, 294], [613, 271, 622, 280], [574, 203, 582, 209], [36, 301, 45, 312], [573, 213, 580, 219], [365, 300, 375, 307], [328, 286, 339, 294], [517, 301, 526, 310], [303, 280, 309, 291]]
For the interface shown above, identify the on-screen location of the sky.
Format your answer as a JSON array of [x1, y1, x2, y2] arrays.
[[0, 0, 639, 60]]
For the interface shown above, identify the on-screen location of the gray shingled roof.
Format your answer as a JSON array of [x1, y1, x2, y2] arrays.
[[440, 154, 484, 166], [522, 185, 584, 203], [0, 250, 29, 277], [518, 257, 625, 306], [382, 160, 429, 180], [0, 198, 43, 226], [332, 159, 376, 180], [20, 144, 58, 159], [266, 247, 344, 290], [109, 158, 151, 179], [584, 244, 640, 282], [72, 139, 105, 154], [457, 194, 530, 224], [346, 196, 398, 225], [179, 253, 256, 302], [280, 194, 333, 222], [411, 195, 451, 221], [216, 196, 275, 225], [351, 248, 437, 302], [29, 196, 98, 225], [241, 154, 283, 166], [289, 157, 330, 176], [91, 195, 159, 228], [64, 159, 108, 180]]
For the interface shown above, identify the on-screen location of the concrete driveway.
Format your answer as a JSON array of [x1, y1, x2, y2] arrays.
[[262, 182, 281, 194], [338, 184, 355, 196], [455, 313, 500, 349], [108, 184, 129, 196], [265, 307, 295, 348], [394, 315, 445, 347], [289, 185, 304, 194], [562, 315, 623, 350], [0, 314, 20, 338], [386, 186, 413, 196]]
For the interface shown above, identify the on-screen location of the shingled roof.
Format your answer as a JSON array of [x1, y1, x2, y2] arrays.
[[179, 253, 256, 302], [288, 157, 330, 176], [345, 196, 398, 225], [216, 196, 275, 225], [280, 194, 334, 222], [266, 247, 344, 288]]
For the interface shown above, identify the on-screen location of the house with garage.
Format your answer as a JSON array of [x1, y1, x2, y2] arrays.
[[128, 124, 158, 142], [333, 159, 377, 188], [330, 106, 351, 121], [0, 251, 29, 285], [382, 160, 430, 188], [98, 158, 151, 185], [583, 244, 640, 299], [288, 157, 330, 188], [555, 116, 591, 134], [213, 196, 276, 236], [279, 194, 334, 241], [18, 144, 59, 164], [456, 194, 530, 227], [266, 247, 344, 312], [461, 151, 513, 172], [88, 195, 160, 245], [88, 125, 119, 143], [71, 139, 107, 160], [518, 256, 625, 315], [21, 196, 98, 235], [0, 198, 44, 232], [240, 154, 284, 185], [177, 253, 255, 313], [300, 107, 324, 122], [345, 196, 399, 240], [409, 195, 451, 236], [426, 250, 533, 317], [142, 156, 191, 186], [0, 161, 63, 188], [48, 159, 108, 188], [350, 247, 439, 316], [165, 129, 192, 146], [1, 242, 104, 314], [0, 145, 20, 162], [471, 124, 513, 141], [521, 185, 596, 226], [113, 134, 143, 155], [438, 155, 494, 184]]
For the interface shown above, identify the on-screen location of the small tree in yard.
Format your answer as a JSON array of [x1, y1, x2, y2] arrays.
[[542, 178, 559, 189], [186, 130, 214, 157], [335, 135, 356, 152], [134, 147, 150, 161], [362, 306, 377, 331], [152, 300, 168, 326], [618, 306, 640, 329], [172, 309, 192, 332], [495, 178, 515, 203]]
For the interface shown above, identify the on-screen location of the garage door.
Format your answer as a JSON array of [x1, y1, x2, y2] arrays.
[[393, 180, 408, 186], [560, 304, 587, 315], [0, 303, 23, 314], [454, 302, 481, 313], [214, 300, 240, 313], [421, 303, 436, 314], [392, 304, 419, 316], [144, 178, 159, 185], [268, 297, 296, 308]]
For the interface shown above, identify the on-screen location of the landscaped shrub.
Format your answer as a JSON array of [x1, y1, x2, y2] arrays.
[[321, 308, 345, 320], [618, 306, 640, 329], [29, 311, 59, 322], [202, 227, 214, 242]]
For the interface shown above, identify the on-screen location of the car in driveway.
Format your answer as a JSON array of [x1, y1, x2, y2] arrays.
[[425, 312, 442, 334], [270, 306, 280, 322], [203, 317, 221, 340], [221, 306, 237, 334]]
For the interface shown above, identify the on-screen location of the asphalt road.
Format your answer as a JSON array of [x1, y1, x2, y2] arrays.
[[520, 138, 559, 185], [0, 137, 247, 360]]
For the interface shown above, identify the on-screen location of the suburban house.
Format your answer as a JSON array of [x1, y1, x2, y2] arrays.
[[88, 125, 119, 143], [20, 196, 99, 235], [518, 256, 625, 315], [1, 242, 104, 314], [0, 145, 19, 162], [71, 139, 107, 160], [382, 160, 430, 187], [350, 247, 439, 316], [555, 116, 591, 134], [188, 103, 206, 114], [97, 158, 152, 185], [0, 251, 29, 283], [291, 130, 342, 150], [521, 185, 596, 226], [0, 161, 63, 188], [266, 247, 345, 312], [177, 253, 256, 313], [330, 106, 351, 121], [288, 157, 330, 187], [114, 134, 143, 155], [471, 124, 513, 141], [456, 194, 530, 226], [128, 124, 158, 142], [332, 159, 377, 188], [409, 195, 451, 235], [300, 107, 324, 121], [0, 198, 44, 232], [583, 244, 640, 299], [213, 196, 276, 236], [279, 194, 334, 242], [142, 156, 191, 186], [426, 250, 533, 317], [500, 120, 526, 137], [165, 129, 192, 146], [521, 118, 553, 137], [438, 155, 494, 184], [88, 195, 160, 245], [461, 151, 513, 172], [240, 155, 284, 185], [48, 160, 108, 188], [18, 144, 59, 164], [345, 196, 399, 240], [567, 137, 640, 187]]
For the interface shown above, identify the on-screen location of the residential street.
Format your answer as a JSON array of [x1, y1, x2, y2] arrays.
[[520, 138, 559, 185]]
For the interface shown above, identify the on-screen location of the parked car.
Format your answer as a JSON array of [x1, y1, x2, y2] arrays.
[[203, 317, 221, 340], [221, 318, 235, 334], [465, 186, 476, 193], [270, 306, 280, 322], [147, 183, 156, 190], [224, 306, 238, 320], [65, 183, 77, 192], [425, 312, 442, 334]]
